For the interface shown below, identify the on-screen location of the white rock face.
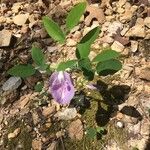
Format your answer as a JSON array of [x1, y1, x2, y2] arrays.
[[54, 108, 77, 120], [2, 77, 22, 91]]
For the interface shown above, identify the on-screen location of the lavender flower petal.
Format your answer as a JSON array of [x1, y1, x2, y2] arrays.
[[49, 71, 75, 105]]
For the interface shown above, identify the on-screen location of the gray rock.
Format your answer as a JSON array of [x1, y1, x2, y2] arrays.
[[2, 77, 22, 91], [55, 108, 77, 120], [47, 46, 57, 53]]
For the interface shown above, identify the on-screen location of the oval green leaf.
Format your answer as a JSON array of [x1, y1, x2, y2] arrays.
[[57, 60, 77, 71], [93, 49, 119, 62], [76, 27, 100, 59], [96, 59, 122, 76], [7, 64, 36, 78], [42, 16, 65, 44], [66, 2, 86, 30], [31, 46, 45, 66]]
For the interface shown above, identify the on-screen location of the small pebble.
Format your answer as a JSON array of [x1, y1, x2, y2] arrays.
[[116, 121, 124, 128]]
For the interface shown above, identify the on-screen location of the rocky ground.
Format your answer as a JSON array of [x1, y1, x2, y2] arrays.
[[0, 0, 150, 150]]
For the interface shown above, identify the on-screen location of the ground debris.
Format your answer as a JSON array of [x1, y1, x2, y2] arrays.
[[85, 5, 105, 26]]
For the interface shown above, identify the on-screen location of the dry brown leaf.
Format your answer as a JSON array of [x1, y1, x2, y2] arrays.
[[85, 5, 105, 26], [113, 34, 129, 46]]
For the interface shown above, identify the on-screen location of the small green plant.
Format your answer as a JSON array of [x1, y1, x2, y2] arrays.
[[7, 1, 122, 119], [86, 127, 106, 139]]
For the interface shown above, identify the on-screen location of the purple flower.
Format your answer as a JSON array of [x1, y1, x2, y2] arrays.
[[49, 71, 75, 105]]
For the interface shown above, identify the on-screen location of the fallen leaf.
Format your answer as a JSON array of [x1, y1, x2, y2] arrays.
[[113, 34, 129, 46], [85, 5, 105, 26]]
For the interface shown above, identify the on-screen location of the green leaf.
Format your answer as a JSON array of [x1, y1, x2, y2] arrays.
[[93, 49, 119, 62], [86, 128, 97, 139], [57, 60, 77, 71], [42, 16, 65, 43], [96, 127, 105, 134], [34, 82, 44, 92], [76, 27, 100, 59], [31, 46, 45, 66], [96, 59, 122, 76], [78, 58, 94, 81], [66, 2, 86, 30], [8, 64, 36, 78]]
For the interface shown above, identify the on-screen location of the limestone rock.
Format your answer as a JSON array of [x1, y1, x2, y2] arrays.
[[54, 108, 77, 120], [8, 128, 21, 139], [68, 119, 83, 140], [125, 25, 146, 38], [66, 39, 77, 47], [111, 41, 125, 52], [144, 17, 150, 28], [139, 67, 150, 81], [11, 2, 23, 13], [131, 40, 138, 52], [0, 30, 12, 47], [13, 13, 29, 26]]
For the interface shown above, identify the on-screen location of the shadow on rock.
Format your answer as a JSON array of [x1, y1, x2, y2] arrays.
[[70, 91, 91, 114], [95, 102, 116, 127], [120, 106, 142, 121], [96, 80, 131, 105], [95, 80, 131, 126]]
